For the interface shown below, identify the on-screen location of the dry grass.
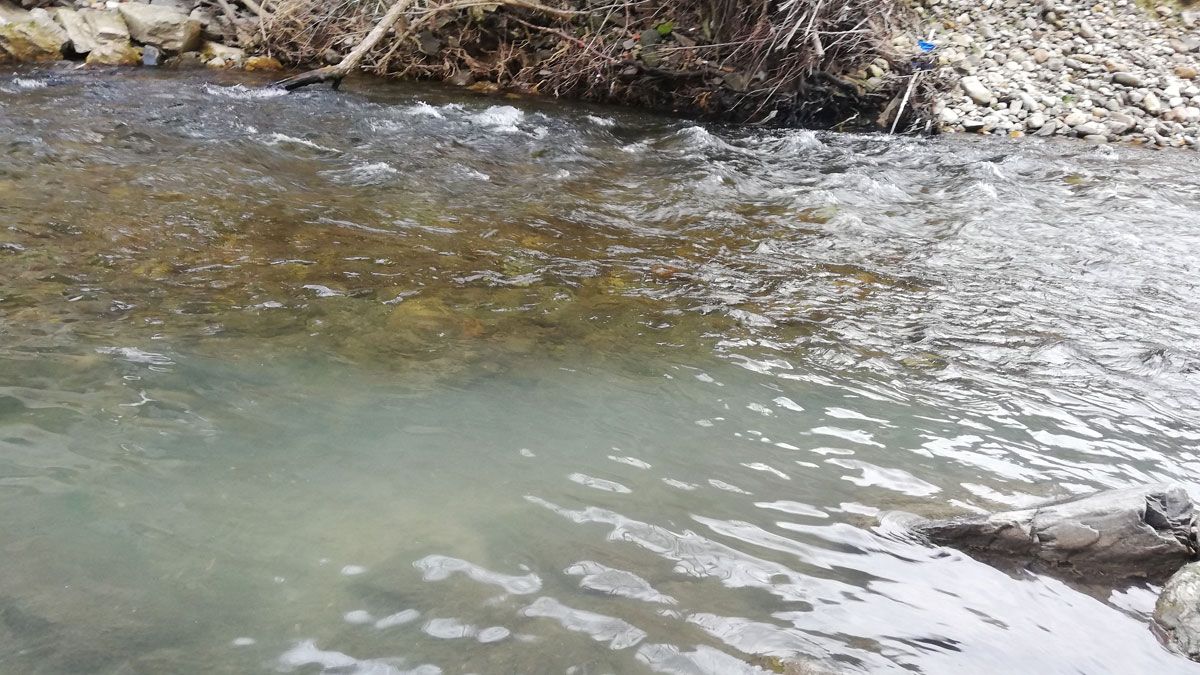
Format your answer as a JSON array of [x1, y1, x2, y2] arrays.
[[261, 0, 930, 129]]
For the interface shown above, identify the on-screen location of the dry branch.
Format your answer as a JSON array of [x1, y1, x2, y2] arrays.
[[276, 0, 418, 90], [263, 0, 929, 129]]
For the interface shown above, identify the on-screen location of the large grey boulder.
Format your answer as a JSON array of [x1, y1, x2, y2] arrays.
[[889, 484, 1197, 579], [0, 3, 68, 61], [117, 3, 200, 53], [51, 8, 93, 53], [52, 8, 130, 56], [1156, 562, 1200, 660]]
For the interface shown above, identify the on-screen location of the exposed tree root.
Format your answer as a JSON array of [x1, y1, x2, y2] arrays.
[[265, 0, 933, 130]]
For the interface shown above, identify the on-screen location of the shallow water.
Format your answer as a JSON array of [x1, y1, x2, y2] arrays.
[[2, 65, 1200, 674]]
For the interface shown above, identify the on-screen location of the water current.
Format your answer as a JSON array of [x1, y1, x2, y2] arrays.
[[2, 66, 1200, 674]]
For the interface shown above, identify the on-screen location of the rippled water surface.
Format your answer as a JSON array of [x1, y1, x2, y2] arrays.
[[3, 66, 1200, 674]]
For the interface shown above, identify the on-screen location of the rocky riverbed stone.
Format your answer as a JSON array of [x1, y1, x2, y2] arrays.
[[1113, 72, 1143, 87], [960, 76, 994, 105], [117, 3, 200, 53], [200, 39, 243, 66], [86, 38, 140, 65], [0, 4, 69, 61], [53, 8, 131, 57], [52, 8, 95, 53]]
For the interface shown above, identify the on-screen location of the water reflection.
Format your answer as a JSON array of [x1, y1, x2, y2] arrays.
[[1, 66, 1200, 673]]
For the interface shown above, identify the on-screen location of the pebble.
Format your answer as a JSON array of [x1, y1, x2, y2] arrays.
[[1112, 72, 1142, 87], [1064, 111, 1090, 126], [960, 76, 994, 105]]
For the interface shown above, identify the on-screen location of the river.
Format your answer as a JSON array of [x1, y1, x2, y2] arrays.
[[2, 66, 1200, 674]]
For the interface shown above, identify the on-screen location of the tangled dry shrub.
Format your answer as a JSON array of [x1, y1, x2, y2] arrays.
[[262, 0, 933, 130]]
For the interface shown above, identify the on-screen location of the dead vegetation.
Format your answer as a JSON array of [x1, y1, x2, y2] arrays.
[[262, 0, 933, 130]]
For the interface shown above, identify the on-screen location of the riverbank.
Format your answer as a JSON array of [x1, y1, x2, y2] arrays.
[[1, 0, 929, 130], [2, 0, 1198, 148]]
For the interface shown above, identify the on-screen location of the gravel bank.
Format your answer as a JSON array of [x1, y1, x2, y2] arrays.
[[917, 0, 1200, 149]]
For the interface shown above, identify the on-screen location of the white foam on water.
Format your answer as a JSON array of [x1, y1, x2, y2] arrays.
[[264, 133, 339, 153], [414, 554, 542, 594], [342, 161, 399, 183], [277, 640, 440, 675], [204, 83, 287, 99], [13, 78, 47, 90], [608, 455, 651, 469], [375, 609, 421, 629], [344, 610, 374, 624], [403, 101, 445, 118], [469, 105, 525, 133], [827, 458, 941, 497], [568, 473, 632, 494], [458, 167, 490, 181], [96, 347, 175, 366], [302, 284, 344, 298], [708, 479, 752, 495]]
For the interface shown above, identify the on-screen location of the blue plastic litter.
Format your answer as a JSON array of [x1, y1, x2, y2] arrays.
[[917, 40, 936, 52]]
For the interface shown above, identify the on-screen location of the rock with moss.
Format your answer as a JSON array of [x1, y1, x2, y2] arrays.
[[85, 40, 141, 66], [0, 5, 69, 61], [1156, 562, 1200, 661]]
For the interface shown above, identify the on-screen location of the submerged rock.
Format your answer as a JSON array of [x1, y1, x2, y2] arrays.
[[889, 484, 1197, 579]]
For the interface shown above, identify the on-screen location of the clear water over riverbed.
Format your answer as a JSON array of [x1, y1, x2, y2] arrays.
[[2, 66, 1200, 674]]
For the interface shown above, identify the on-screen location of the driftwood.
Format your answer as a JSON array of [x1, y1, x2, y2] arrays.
[[275, 0, 417, 90]]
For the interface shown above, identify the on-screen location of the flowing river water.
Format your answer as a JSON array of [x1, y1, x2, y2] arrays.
[[2, 66, 1200, 674]]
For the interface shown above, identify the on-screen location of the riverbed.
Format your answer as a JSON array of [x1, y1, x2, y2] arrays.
[[2, 66, 1200, 674]]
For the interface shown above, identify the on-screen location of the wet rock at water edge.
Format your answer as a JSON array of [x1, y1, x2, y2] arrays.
[[885, 484, 1198, 579], [0, 5, 69, 61], [1156, 562, 1200, 661], [85, 39, 140, 66], [141, 44, 160, 66], [200, 40, 243, 67]]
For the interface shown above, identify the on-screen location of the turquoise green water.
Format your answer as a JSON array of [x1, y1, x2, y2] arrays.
[[2, 66, 1200, 674]]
